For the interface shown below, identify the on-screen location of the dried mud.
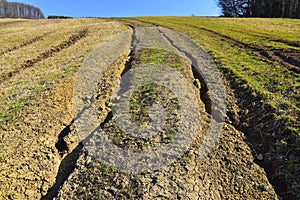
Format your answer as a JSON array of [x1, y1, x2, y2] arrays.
[[221, 67, 300, 199]]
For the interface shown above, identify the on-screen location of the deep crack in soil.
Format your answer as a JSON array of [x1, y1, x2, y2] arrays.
[[189, 25, 300, 74], [1, 21, 288, 199], [220, 66, 300, 199], [0, 20, 131, 200], [42, 52, 131, 200], [156, 29, 211, 116], [0, 74, 76, 199]]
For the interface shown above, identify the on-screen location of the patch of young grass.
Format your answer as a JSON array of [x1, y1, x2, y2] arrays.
[[138, 48, 183, 68], [165, 135, 173, 140]]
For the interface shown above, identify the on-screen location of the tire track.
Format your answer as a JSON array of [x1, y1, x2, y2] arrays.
[[54, 25, 278, 200], [42, 54, 131, 200], [168, 23, 300, 199], [0, 21, 132, 200], [0, 33, 48, 56], [130, 18, 300, 74], [209, 28, 300, 49], [55, 26, 203, 199], [156, 29, 211, 115], [220, 65, 300, 199], [0, 29, 88, 83], [247, 32, 300, 48], [186, 24, 300, 74]]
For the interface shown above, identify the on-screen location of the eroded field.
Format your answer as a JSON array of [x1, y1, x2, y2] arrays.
[[0, 18, 129, 199], [0, 17, 299, 199], [125, 17, 300, 199]]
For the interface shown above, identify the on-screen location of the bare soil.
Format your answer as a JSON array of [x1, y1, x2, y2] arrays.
[[51, 26, 278, 200], [1, 20, 297, 200], [0, 29, 88, 82], [0, 75, 74, 199]]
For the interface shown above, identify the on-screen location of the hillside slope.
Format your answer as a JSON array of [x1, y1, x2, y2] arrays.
[[0, 17, 299, 199]]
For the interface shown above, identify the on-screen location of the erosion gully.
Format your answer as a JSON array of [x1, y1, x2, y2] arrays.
[[128, 19, 300, 199], [156, 29, 211, 115], [43, 23, 282, 199], [42, 25, 138, 200], [43, 24, 210, 199]]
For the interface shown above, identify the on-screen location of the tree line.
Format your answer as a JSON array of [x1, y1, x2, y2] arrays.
[[48, 15, 73, 19], [218, 0, 300, 18], [0, 0, 44, 19]]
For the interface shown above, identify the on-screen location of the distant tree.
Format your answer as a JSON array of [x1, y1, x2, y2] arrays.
[[218, 0, 300, 18], [0, 0, 8, 18], [48, 15, 73, 19], [218, 0, 240, 17], [0, 0, 44, 19]]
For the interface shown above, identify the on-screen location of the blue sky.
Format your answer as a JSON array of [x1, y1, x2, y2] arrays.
[[15, 0, 220, 18]]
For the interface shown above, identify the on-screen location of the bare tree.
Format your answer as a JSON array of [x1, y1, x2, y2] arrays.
[[0, 0, 44, 19], [0, 0, 7, 18], [218, 0, 300, 18]]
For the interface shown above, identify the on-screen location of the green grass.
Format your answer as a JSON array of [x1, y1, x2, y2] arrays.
[[165, 135, 173, 140], [133, 17, 299, 136], [138, 48, 183, 68], [130, 49, 185, 134], [137, 17, 300, 50]]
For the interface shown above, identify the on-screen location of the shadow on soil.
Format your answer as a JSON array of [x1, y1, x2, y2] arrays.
[[42, 124, 83, 200]]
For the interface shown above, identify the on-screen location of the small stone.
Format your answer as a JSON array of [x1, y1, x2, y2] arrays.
[[258, 184, 268, 192], [257, 154, 263, 161], [44, 140, 50, 145], [85, 157, 92, 165]]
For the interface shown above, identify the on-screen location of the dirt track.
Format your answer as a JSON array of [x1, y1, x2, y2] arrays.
[[119, 18, 300, 199], [46, 26, 278, 199], [0, 21, 285, 199]]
